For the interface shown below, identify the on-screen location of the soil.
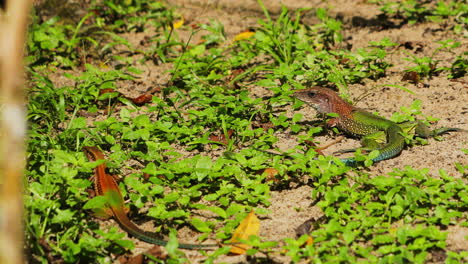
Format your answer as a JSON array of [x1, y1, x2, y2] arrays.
[[41, 0, 467, 262]]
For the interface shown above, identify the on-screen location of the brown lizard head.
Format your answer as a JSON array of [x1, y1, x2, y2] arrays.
[[294, 87, 348, 114]]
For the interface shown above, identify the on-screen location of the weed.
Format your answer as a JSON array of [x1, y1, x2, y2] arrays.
[[375, 0, 467, 28], [283, 166, 466, 262], [447, 54, 467, 79], [403, 39, 461, 79]]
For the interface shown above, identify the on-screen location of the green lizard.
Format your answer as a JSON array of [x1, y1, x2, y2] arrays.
[[294, 87, 465, 166]]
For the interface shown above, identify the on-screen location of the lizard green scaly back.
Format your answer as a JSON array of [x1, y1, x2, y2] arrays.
[[337, 110, 405, 166]]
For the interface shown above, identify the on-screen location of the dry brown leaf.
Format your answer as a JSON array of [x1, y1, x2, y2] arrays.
[[229, 210, 260, 255], [99, 88, 118, 95], [209, 130, 233, 145], [402, 71, 420, 84], [262, 168, 279, 183], [130, 93, 152, 106]]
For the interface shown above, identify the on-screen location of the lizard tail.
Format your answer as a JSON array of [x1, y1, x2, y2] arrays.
[[340, 125, 405, 167], [112, 208, 218, 249], [431, 127, 467, 137]]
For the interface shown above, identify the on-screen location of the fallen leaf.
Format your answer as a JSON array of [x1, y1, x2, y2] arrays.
[[173, 19, 184, 29], [99, 62, 109, 69], [190, 23, 200, 30], [233, 31, 255, 42], [143, 245, 166, 261], [99, 88, 118, 95], [142, 173, 150, 181], [262, 168, 279, 182], [130, 93, 152, 106], [118, 253, 143, 264], [295, 217, 313, 238], [209, 130, 233, 145], [227, 68, 245, 81], [296, 217, 317, 246], [401, 71, 420, 84], [229, 210, 260, 255], [252, 121, 274, 131], [118, 245, 166, 264], [295, 217, 315, 247]]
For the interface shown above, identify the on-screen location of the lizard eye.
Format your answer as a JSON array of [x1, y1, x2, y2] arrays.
[[307, 91, 316, 97]]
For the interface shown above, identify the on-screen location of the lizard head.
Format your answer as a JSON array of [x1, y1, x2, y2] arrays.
[[294, 87, 344, 114]]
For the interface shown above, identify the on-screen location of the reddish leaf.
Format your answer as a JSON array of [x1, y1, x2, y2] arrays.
[[230, 68, 245, 78], [191, 23, 201, 30], [262, 168, 279, 183], [209, 130, 233, 145], [99, 88, 118, 95], [252, 121, 274, 131], [130, 93, 152, 106]]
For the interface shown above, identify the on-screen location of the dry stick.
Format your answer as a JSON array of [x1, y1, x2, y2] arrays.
[[0, 1, 32, 264], [315, 136, 345, 153]]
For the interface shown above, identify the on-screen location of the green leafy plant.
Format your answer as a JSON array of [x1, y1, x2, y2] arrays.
[[92, 0, 174, 32], [282, 166, 466, 263], [447, 54, 467, 79], [27, 16, 76, 67], [379, 0, 431, 25], [376, 0, 467, 26], [200, 19, 227, 46], [404, 39, 461, 79], [250, 3, 392, 97]]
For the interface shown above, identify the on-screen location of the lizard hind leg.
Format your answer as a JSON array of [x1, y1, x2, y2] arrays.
[[361, 131, 387, 149], [334, 132, 384, 155]]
